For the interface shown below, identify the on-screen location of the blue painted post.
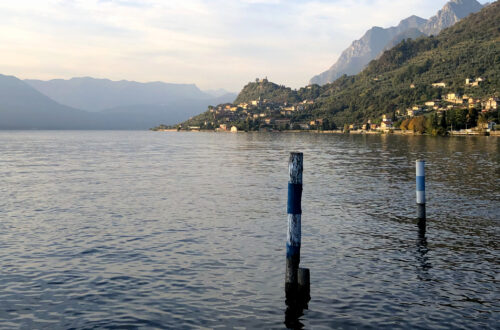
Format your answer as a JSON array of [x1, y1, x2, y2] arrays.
[[416, 160, 426, 220], [286, 153, 303, 296]]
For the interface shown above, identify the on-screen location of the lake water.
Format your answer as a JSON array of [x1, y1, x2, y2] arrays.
[[0, 131, 498, 329]]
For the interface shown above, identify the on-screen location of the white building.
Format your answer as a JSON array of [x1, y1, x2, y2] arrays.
[[484, 98, 498, 111], [432, 82, 446, 88]]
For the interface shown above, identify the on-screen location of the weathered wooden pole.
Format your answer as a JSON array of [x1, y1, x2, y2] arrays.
[[416, 160, 426, 220], [298, 267, 310, 302], [286, 153, 303, 297]]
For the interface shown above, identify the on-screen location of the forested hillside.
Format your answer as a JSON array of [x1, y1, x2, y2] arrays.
[[300, 1, 499, 126]]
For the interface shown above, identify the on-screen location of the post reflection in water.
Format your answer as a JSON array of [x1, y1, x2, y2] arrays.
[[416, 219, 432, 281], [284, 291, 310, 329]]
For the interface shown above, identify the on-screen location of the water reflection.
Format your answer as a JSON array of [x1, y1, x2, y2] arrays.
[[416, 219, 432, 281], [284, 292, 309, 329], [0, 131, 497, 329]]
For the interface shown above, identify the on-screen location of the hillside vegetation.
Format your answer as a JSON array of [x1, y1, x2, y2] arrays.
[[234, 79, 300, 104]]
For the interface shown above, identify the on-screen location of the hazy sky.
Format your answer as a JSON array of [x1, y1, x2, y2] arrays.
[[0, 0, 489, 91]]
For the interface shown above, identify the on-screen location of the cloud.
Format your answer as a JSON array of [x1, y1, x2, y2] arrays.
[[0, 0, 489, 90]]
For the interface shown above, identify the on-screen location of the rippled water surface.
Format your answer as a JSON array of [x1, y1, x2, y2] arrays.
[[0, 131, 499, 329]]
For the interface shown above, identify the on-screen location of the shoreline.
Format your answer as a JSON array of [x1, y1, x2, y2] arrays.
[[153, 129, 500, 137]]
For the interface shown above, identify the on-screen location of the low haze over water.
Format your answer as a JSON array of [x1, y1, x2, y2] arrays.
[[0, 131, 498, 328]]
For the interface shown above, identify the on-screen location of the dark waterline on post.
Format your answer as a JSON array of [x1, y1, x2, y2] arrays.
[[417, 203, 426, 220]]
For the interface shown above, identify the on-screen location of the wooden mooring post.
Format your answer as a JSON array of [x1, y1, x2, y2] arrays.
[[286, 153, 310, 302], [298, 268, 310, 301]]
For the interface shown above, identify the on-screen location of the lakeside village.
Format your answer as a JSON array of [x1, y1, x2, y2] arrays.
[[158, 78, 499, 136]]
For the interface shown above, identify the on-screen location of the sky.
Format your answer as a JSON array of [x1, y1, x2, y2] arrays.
[[0, 0, 489, 91]]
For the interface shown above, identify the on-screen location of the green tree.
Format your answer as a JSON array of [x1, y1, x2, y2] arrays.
[[322, 118, 331, 130], [466, 108, 478, 128], [440, 111, 447, 129], [425, 114, 437, 133]]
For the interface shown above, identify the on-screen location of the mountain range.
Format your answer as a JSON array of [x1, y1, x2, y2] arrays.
[[0, 76, 236, 129], [0, 75, 97, 129], [310, 0, 484, 85], [26, 78, 210, 112]]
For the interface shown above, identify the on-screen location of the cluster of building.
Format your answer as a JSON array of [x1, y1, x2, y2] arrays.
[[185, 96, 317, 132], [345, 78, 498, 133], [402, 94, 498, 118], [348, 115, 394, 132], [430, 77, 484, 89], [416, 78, 498, 113], [404, 78, 498, 120]]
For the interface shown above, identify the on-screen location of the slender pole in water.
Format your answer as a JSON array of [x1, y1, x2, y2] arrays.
[[286, 153, 303, 297], [416, 160, 426, 220]]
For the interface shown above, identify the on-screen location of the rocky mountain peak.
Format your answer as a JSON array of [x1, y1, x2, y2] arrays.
[[421, 0, 483, 35], [398, 15, 427, 30], [310, 0, 484, 85]]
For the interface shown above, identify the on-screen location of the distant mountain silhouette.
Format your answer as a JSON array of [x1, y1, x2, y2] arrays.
[[25, 77, 235, 112], [0, 74, 97, 129], [204, 88, 237, 98], [310, 0, 484, 85], [1, 75, 237, 129]]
